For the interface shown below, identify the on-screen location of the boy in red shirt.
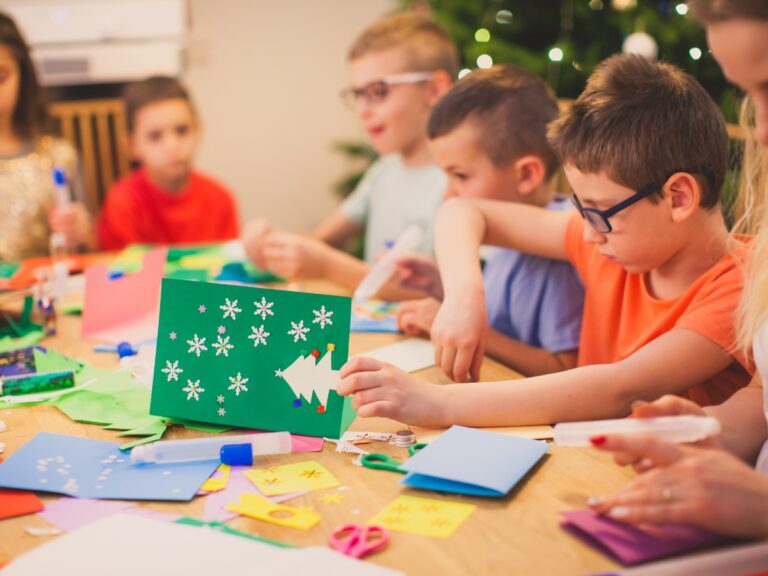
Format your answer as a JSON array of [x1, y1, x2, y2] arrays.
[[98, 76, 239, 249]]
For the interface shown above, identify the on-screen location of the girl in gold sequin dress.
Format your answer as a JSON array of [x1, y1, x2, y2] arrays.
[[0, 11, 92, 261]]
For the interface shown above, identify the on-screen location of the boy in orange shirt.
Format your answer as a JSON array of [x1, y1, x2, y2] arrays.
[[98, 76, 239, 250], [338, 54, 752, 426]]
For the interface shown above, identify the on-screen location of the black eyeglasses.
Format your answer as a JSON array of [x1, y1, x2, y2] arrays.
[[571, 165, 714, 233], [339, 72, 433, 108]]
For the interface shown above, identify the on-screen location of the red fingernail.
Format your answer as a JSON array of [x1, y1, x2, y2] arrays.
[[590, 435, 607, 446]]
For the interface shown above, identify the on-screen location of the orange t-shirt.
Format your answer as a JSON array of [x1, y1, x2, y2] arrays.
[[564, 213, 752, 406], [98, 169, 240, 250]]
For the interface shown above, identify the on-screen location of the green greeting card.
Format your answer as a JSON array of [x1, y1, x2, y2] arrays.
[[150, 279, 354, 438]]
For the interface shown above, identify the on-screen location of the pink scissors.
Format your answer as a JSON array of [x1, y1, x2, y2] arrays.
[[329, 524, 390, 559]]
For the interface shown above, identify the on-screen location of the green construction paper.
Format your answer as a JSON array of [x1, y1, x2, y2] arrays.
[[60, 303, 83, 315], [113, 417, 167, 437], [164, 418, 232, 433], [0, 330, 44, 353], [175, 517, 293, 548], [165, 268, 210, 282], [33, 348, 82, 374], [0, 261, 20, 278], [119, 431, 165, 450], [150, 279, 354, 438]]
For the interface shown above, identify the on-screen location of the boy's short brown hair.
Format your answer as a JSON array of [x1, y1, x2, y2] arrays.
[[427, 65, 560, 178], [547, 54, 728, 208], [688, 0, 768, 22], [124, 76, 195, 132], [348, 12, 459, 80]]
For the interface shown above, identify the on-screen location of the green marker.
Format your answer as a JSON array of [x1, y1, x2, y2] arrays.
[[0, 370, 76, 397]]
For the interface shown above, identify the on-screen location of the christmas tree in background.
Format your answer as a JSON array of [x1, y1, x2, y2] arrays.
[[405, 0, 739, 120]]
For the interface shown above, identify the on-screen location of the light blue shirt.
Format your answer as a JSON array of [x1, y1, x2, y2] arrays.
[[483, 199, 584, 353], [340, 154, 446, 263]]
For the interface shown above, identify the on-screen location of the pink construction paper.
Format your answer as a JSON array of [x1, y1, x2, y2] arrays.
[[202, 468, 306, 522], [291, 435, 324, 453], [561, 509, 727, 565], [82, 248, 167, 344], [38, 498, 135, 531]]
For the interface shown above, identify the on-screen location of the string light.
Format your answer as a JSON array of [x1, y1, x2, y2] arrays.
[[476, 54, 493, 68], [675, 3, 689, 15], [548, 47, 564, 62], [689, 47, 702, 60], [458, 68, 472, 79], [495, 10, 513, 24], [474, 28, 491, 43]]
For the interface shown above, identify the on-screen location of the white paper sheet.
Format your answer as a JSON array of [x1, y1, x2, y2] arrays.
[[356, 338, 435, 373], [3, 513, 402, 576]]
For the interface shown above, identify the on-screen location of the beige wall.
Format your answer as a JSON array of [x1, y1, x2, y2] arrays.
[[184, 0, 395, 232]]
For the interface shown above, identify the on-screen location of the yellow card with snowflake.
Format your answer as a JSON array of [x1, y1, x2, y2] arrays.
[[244, 460, 340, 496], [368, 495, 476, 538]]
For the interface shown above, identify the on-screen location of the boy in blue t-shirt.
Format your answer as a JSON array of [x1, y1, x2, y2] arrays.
[[396, 65, 584, 376]]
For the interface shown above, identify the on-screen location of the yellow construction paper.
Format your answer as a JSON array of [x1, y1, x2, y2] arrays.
[[319, 493, 344, 505], [368, 495, 476, 538], [244, 460, 340, 496], [200, 464, 230, 492], [227, 493, 320, 529]]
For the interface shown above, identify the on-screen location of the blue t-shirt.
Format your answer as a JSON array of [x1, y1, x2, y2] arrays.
[[483, 199, 584, 353]]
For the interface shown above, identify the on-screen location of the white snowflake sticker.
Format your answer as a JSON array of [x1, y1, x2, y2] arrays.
[[212, 335, 234, 357], [254, 297, 275, 321], [248, 325, 270, 347], [217, 394, 225, 404], [182, 379, 205, 401], [169, 331, 177, 341], [288, 320, 310, 342], [312, 305, 334, 329], [218, 407, 226, 416], [161, 360, 183, 382], [187, 334, 208, 357], [198, 305, 207, 313], [220, 298, 242, 320], [228, 372, 249, 396]]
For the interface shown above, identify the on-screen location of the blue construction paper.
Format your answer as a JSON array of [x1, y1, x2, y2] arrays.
[[400, 425, 548, 497], [350, 312, 399, 333], [0, 432, 219, 501]]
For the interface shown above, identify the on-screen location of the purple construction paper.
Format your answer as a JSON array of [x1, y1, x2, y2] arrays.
[[37, 498, 135, 531], [202, 468, 306, 522], [561, 509, 727, 565]]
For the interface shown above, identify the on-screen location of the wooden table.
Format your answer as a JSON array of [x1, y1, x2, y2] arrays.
[[0, 280, 633, 575]]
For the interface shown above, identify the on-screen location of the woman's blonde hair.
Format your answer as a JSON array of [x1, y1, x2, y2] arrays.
[[735, 97, 768, 350]]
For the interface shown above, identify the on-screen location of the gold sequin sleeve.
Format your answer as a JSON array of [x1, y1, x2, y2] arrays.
[[0, 137, 83, 261]]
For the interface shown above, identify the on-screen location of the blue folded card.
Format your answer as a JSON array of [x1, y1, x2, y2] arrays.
[[400, 425, 549, 497], [0, 432, 219, 501]]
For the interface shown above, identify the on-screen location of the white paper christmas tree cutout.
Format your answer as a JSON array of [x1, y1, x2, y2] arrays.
[[276, 350, 340, 406]]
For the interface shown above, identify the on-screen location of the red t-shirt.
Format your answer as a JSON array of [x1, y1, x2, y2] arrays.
[[564, 212, 753, 406], [98, 169, 240, 250]]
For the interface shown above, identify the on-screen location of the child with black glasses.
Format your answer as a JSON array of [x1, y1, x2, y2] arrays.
[[339, 54, 753, 427]]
